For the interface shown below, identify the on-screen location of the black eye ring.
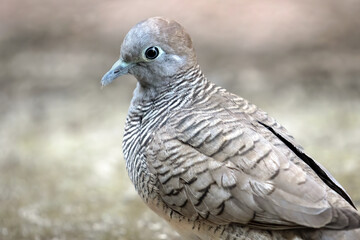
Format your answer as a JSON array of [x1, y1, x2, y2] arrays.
[[145, 46, 160, 60]]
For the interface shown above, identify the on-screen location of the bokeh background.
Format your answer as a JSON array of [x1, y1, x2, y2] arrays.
[[1, 0, 360, 239]]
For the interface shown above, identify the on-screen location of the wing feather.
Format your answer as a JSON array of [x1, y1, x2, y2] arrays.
[[146, 98, 360, 230]]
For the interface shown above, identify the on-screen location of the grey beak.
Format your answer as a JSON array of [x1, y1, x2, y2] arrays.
[[101, 59, 131, 86]]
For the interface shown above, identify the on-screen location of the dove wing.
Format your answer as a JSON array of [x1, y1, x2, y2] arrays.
[[146, 97, 359, 230]]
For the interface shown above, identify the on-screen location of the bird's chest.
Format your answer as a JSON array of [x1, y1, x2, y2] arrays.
[[122, 105, 169, 199]]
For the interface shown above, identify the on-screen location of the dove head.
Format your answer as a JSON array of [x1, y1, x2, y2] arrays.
[[101, 17, 197, 88]]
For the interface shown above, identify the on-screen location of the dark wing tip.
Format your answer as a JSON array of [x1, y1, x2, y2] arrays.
[[257, 120, 357, 210]]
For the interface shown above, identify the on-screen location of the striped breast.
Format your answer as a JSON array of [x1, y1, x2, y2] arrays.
[[122, 65, 207, 200]]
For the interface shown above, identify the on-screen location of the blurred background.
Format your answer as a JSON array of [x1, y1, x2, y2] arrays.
[[1, 0, 360, 239]]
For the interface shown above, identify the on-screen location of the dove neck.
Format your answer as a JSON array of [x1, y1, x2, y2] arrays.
[[131, 65, 208, 108]]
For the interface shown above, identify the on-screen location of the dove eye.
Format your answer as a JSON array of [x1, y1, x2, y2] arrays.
[[144, 46, 160, 60]]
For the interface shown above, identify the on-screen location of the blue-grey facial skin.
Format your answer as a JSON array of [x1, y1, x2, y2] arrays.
[[101, 59, 132, 86], [101, 17, 196, 89]]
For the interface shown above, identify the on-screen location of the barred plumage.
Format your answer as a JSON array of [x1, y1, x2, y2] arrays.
[[102, 17, 360, 239], [123, 65, 204, 197]]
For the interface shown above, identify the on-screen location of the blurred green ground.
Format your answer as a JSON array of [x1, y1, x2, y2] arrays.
[[1, 1, 360, 239]]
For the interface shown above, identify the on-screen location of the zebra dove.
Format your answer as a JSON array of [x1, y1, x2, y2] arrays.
[[101, 17, 360, 240]]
